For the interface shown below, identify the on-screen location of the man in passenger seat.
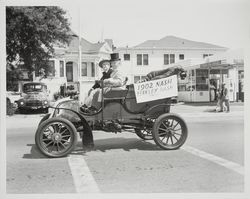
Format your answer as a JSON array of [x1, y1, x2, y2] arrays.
[[80, 53, 126, 113]]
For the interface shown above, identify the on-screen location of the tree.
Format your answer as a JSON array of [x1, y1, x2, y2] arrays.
[[6, 6, 72, 80]]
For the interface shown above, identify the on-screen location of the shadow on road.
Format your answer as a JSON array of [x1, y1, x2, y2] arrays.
[[23, 144, 47, 159], [82, 137, 167, 152], [23, 137, 169, 159]]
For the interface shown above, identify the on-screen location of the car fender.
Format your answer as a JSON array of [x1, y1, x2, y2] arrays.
[[144, 103, 171, 118]]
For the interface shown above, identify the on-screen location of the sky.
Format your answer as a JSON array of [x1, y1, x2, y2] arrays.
[[58, 0, 250, 49]]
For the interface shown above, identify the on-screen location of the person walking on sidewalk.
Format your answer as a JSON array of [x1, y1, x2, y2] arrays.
[[219, 83, 230, 112]]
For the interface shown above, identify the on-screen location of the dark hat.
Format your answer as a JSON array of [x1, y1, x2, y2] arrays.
[[110, 53, 121, 61], [98, 59, 110, 68]]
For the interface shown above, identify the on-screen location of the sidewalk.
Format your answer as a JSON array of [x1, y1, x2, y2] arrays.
[[171, 102, 244, 121], [183, 101, 244, 107]]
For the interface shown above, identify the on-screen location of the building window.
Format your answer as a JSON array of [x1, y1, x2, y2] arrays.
[[203, 54, 208, 58], [137, 54, 148, 65], [164, 54, 169, 65], [170, 54, 175, 64], [134, 76, 140, 83], [134, 75, 147, 83], [203, 54, 213, 59], [164, 54, 175, 65], [91, 62, 95, 77], [124, 54, 130, 61], [137, 54, 142, 65], [196, 69, 209, 91], [143, 54, 148, 65], [48, 60, 55, 76], [81, 62, 95, 77], [81, 62, 87, 76], [60, 61, 64, 77], [179, 54, 184, 60]]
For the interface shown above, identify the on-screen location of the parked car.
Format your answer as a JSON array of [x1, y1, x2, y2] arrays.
[[17, 82, 50, 113], [6, 90, 22, 110]]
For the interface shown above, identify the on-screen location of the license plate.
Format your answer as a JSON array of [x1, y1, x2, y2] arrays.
[[31, 107, 38, 109]]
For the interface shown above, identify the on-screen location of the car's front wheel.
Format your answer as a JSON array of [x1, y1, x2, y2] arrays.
[[35, 117, 77, 158], [135, 128, 153, 140]]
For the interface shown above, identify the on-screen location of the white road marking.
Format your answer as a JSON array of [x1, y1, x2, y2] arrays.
[[67, 155, 100, 193], [182, 145, 244, 175]]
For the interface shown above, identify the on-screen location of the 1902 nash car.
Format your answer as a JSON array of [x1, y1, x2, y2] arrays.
[[35, 66, 188, 158]]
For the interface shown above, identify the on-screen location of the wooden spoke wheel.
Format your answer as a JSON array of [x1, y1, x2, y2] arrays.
[[152, 113, 188, 150], [135, 128, 153, 140], [35, 117, 77, 158]]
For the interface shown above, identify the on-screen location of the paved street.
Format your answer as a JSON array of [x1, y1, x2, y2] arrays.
[[6, 103, 244, 193]]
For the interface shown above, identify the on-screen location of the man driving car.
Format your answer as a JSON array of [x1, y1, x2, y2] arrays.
[[80, 53, 126, 114]]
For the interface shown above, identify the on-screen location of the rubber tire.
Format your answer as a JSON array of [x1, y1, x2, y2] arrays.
[[135, 129, 153, 140], [35, 117, 78, 158], [152, 113, 188, 150]]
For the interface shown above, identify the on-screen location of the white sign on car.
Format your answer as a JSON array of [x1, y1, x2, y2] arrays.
[[134, 75, 178, 103]]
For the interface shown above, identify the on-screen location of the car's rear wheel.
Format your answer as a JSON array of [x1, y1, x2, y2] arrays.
[[152, 113, 188, 150], [135, 128, 153, 140], [35, 117, 77, 158]]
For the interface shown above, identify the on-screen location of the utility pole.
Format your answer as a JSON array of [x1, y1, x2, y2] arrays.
[[78, 5, 82, 79], [78, 4, 82, 103]]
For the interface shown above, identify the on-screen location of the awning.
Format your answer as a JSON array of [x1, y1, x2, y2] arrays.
[[200, 60, 234, 69]]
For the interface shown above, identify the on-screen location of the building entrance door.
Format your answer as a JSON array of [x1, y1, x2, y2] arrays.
[[66, 62, 73, 82]]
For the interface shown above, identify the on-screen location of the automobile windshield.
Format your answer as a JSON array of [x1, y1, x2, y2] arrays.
[[23, 84, 45, 92]]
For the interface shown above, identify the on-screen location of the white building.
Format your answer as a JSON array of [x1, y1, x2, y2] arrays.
[[115, 36, 228, 84], [176, 49, 244, 102], [115, 36, 244, 102], [34, 34, 113, 102]]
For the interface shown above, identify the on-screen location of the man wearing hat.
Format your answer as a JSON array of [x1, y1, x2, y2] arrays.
[[81, 53, 126, 113], [102, 53, 124, 87], [89, 59, 113, 95], [83, 59, 112, 108]]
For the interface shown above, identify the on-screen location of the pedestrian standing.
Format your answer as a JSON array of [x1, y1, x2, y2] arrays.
[[219, 83, 230, 112]]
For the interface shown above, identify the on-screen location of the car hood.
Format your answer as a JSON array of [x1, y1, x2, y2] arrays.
[[6, 91, 22, 102], [22, 92, 48, 101]]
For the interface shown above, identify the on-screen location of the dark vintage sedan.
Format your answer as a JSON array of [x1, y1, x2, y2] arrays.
[[17, 82, 50, 113]]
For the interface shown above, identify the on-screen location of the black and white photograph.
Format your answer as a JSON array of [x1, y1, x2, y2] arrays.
[[0, 0, 249, 198]]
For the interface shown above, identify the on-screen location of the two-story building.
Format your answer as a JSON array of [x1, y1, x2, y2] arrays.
[[34, 34, 113, 102], [115, 36, 228, 84], [115, 36, 244, 102]]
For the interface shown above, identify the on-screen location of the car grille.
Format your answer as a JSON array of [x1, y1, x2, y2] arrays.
[[26, 100, 42, 107]]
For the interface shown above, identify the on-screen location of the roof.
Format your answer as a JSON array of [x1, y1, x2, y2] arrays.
[[66, 35, 105, 53], [205, 48, 244, 64], [134, 36, 227, 50], [24, 82, 46, 85], [105, 39, 114, 49]]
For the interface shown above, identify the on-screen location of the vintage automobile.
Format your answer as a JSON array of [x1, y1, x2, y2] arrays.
[[6, 91, 22, 114], [17, 82, 50, 113], [35, 66, 188, 158]]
